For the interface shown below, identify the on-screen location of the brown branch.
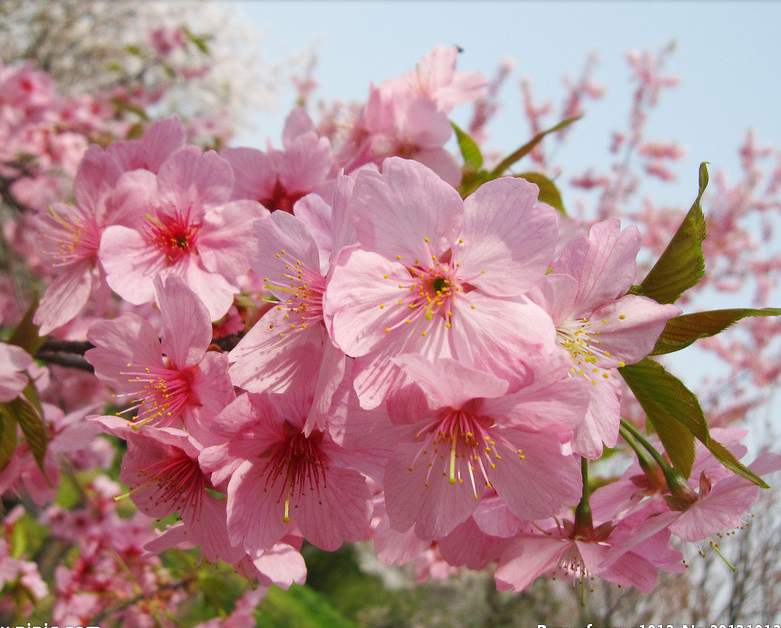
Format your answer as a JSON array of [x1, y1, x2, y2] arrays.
[[210, 332, 244, 352], [39, 338, 94, 354], [33, 334, 244, 373], [35, 351, 94, 372]]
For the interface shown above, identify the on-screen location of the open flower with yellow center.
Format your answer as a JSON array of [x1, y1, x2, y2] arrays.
[[230, 176, 358, 434], [382, 354, 586, 541], [529, 219, 681, 458], [324, 157, 560, 408], [98, 146, 266, 321], [86, 275, 234, 433], [199, 389, 375, 554], [33, 145, 124, 335]]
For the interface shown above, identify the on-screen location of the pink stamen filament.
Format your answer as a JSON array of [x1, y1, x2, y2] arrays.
[[117, 362, 197, 428], [119, 449, 206, 521], [412, 407, 523, 499], [265, 250, 327, 334], [41, 207, 101, 268], [144, 204, 200, 264], [261, 424, 329, 522]]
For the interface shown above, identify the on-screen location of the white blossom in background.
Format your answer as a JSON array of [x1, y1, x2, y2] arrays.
[[0, 0, 301, 140]]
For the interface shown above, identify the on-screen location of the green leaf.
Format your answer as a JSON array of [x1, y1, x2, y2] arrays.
[[639, 162, 708, 304], [457, 116, 582, 198], [707, 439, 768, 488], [0, 407, 17, 471], [111, 97, 150, 121], [184, 26, 211, 55], [620, 358, 768, 487], [488, 114, 582, 178], [8, 293, 45, 357], [22, 380, 43, 416], [652, 307, 781, 355], [451, 121, 483, 171], [515, 171, 567, 215], [258, 584, 358, 628], [10, 519, 26, 558], [3, 396, 48, 476], [126, 122, 145, 140], [620, 358, 700, 476]]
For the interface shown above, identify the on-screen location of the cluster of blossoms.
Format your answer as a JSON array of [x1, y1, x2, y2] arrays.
[[0, 35, 236, 219], [1, 44, 779, 622]]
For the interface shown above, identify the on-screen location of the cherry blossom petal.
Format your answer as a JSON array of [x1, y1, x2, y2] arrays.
[[392, 353, 508, 410], [157, 146, 233, 212], [221, 147, 276, 202], [586, 296, 681, 367], [487, 430, 582, 521], [384, 443, 483, 540], [325, 248, 420, 357], [228, 307, 324, 394], [449, 292, 556, 382], [456, 177, 557, 296], [348, 157, 463, 263], [155, 274, 211, 368], [34, 262, 93, 336], [556, 218, 641, 313], [294, 466, 372, 551], [495, 535, 569, 592]]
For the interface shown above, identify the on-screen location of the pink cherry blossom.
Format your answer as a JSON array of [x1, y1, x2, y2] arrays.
[[394, 45, 488, 113], [92, 416, 242, 565], [200, 390, 373, 553], [99, 146, 266, 320], [106, 114, 185, 175], [495, 512, 684, 594], [529, 218, 681, 457], [334, 47, 485, 185], [221, 108, 333, 213], [665, 451, 781, 542], [324, 157, 559, 407], [228, 209, 330, 395], [32, 145, 124, 334], [85, 274, 234, 432], [337, 83, 462, 186], [229, 175, 359, 433], [382, 354, 585, 540]]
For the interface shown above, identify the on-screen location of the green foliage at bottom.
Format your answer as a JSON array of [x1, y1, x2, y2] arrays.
[[256, 583, 359, 628]]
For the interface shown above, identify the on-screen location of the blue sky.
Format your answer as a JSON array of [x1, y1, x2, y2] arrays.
[[227, 1, 781, 207]]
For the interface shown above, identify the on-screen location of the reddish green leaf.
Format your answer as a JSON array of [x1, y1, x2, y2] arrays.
[[488, 115, 582, 179], [652, 307, 781, 355], [3, 396, 48, 476], [640, 162, 708, 304], [516, 171, 567, 215], [707, 439, 768, 489], [620, 357, 768, 487], [8, 293, 46, 357], [0, 408, 17, 471], [620, 358, 699, 476]]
